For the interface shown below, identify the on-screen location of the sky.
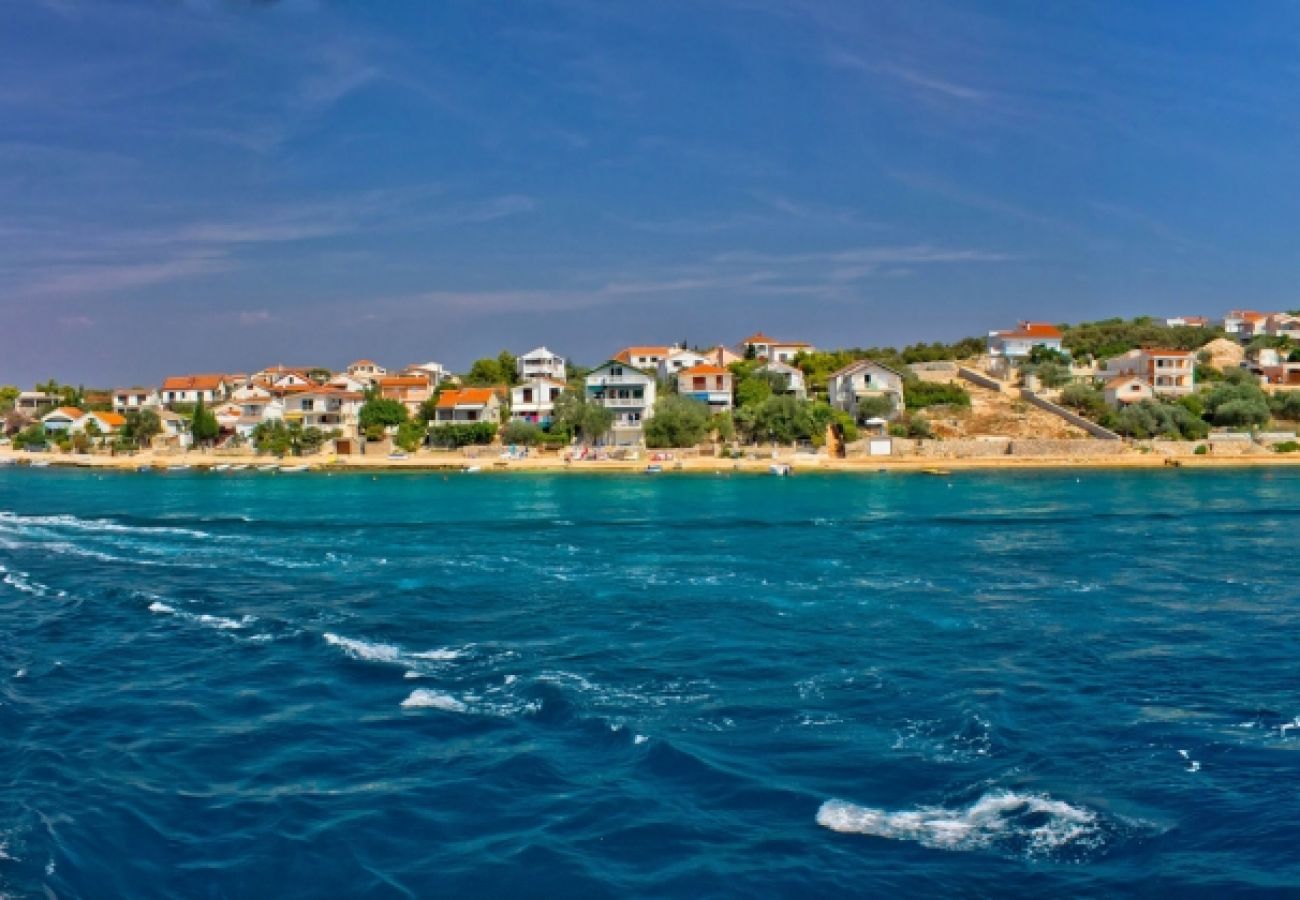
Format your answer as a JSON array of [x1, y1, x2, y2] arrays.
[[2, 0, 1299, 385]]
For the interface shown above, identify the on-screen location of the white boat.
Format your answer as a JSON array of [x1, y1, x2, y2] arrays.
[[388, 452, 409, 460], [645, 464, 663, 474], [0, 458, 15, 466], [29, 460, 51, 468], [167, 464, 191, 472], [212, 464, 231, 472], [769, 463, 791, 476], [464, 465, 481, 473], [257, 464, 278, 472], [230, 464, 249, 471], [279, 465, 309, 473]]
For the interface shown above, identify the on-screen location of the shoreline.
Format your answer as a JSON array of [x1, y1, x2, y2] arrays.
[[4, 447, 1300, 474]]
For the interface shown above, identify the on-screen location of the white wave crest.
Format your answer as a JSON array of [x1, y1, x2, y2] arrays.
[[817, 791, 1104, 858], [323, 632, 404, 663], [401, 689, 467, 712], [1, 565, 50, 597], [0, 511, 210, 539], [148, 600, 176, 614]]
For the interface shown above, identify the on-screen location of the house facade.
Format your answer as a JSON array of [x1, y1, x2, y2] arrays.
[[1263, 314, 1300, 341], [1104, 375, 1155, 407], [161, 375, 229, 408], [347, 360, 387, 383], [756, 361, 807, 399], [510, 378, 564, 425], [1222, 310, 1269, 338], [827, 360, 906, 421], [378, 376, 432, 417], [676, 365, 733, 413], [737, 332, 813, 364], [1102, 348, 1196, 397], [15, 392, 57, 414], [41, 407, 84, 434], [612, 346, 675, 370], [658, 348, 711, 380], [516, 347, 566, 383], [282, 389, 363, 432], [112, 388, 160, 413], [586, 360, 657, 445], [986, 322, 1065, 361], [78, 411, 126, 435], [433, 388, 502, 424]]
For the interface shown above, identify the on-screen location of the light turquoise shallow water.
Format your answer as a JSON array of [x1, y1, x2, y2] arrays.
[[1, 467, 1299, 897]]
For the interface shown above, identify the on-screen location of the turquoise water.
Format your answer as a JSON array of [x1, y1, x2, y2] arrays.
[[2, 467, 1299, 897]]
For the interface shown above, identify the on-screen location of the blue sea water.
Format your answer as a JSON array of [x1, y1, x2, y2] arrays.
[[1, 467, 1299, 897]]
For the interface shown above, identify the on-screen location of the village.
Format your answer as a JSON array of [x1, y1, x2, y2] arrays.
[[3, 310, 1300, 471]]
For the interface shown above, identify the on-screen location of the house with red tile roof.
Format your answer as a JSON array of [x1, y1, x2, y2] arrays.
[[1103, 375, 1155, 407], [676, 364, 733, 412], [433, 387, 502, 424], [378, 375, 433, 417], [160, 374, 230, 408], [40, 407, 84, 434], [735, 332, 814, 364], [612, 345, 677, 370], [1101, 348, 1196, 397]]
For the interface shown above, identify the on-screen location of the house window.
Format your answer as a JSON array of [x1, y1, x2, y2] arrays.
[[610, 366, 623, 377], [522, 388, 533, 403], [550, 389, 560, 401], [693, 377, 706, 390]]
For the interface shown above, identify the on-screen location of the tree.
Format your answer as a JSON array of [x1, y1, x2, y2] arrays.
[[190, 397, 220, 447], [1202, 381, 1271, 428], [465, 357, 506, 386], [307, 368, 333, 385], [1060, 384, 1108, 420], [1028, 361, 1071, 388], [552, 388, 613, 443], [501, 420, 542, 446], [127, 409, 162, 449], [903, 380, 970, 410], [497, 350, 519, 386], [1270, 392, 1300, 421], [0, 385, 18, 411], [359, 398, 408, 432], [14, 423, 46, 449], [1110, 400, 1210, 440], [427, 422, 497, 448], [644, 395, 711, 448], [298, 426, 327, 454], [394, 420, 427, 452], [855, 396, 895, 421]]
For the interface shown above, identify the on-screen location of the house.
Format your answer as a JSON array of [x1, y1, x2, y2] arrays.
[[1222, 310, 1270, 338], [986, 322, 1065, 362], [41, 407, 84, 434], [756, 361, 807, 399], [702, 345, 743, 368], [160, 374, 229, 408], [586, 360, 657, 445], [77, 411, 126, 435], [827, 360, 906, 421], [433, 388, 502, 424], [1263, 314, 1300, 341], [510, 378, 565, 425], [516, 347, 567, 383], [347, 359, 387, 383], [658, 348, 711, 380], [612, 346, 676, 370], [1102, 348, 1196, 397], [676, 364, 733, 413], [1247, 347, 1300, 387], [378, 375, 433, 417], [282, 388, 364, 432], [1103, 375, 1155, 407], [15, 391, 57, 414], [403, 361, 451, 385], [326, 373, 369, 393], [1165, 316, 1210, 328], [156, 410, 192, 449], [737, 332, 814, 364], [112, 388, 159, 413]]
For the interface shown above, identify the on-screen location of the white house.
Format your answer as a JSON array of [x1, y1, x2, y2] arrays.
[[282, 388, 364, 432], [347, 359, 387, 383], [1102, 348, 1196, 397], [737, 332, 813, 364], [15, 392, 56, 414], [703, 345, 743, 367], [658, 348, 711, 380], [112, 388, 160, 413], [612, 345, 676, 370], [404, 361, 451, 384], [1103, 375, 1155, 407], [586, 360, 657, 445], [76, 411, 127, 436], [516, 347, 567, 383], [986, 322, 1065, 361], [41, 407, 84, 434], [433, 388, 502, 424], [1222, 310, 1269, 338], [1165, 316, 1210, 328], [160, 375, 229, 408], [827, 360, 906, 421], [156, 410, 192, 449], [676, 364, 733, 413], [1263, 314, 1300, 341], [756, 361, 807, 399], [510, 378, 565, 425], [327, 373, 369, 393]]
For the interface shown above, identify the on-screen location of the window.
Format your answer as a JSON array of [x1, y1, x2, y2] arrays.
[[693, 377, 706, 390], [522, 388, 533, 403], [610, 366, 623, 377]]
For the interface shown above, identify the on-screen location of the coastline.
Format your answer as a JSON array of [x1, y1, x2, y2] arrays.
[[4, 445, 1300, 474]]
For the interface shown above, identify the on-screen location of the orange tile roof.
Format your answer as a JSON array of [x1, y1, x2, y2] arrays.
[[436, 388, 496, 408], [378, 376, 430, 388], [680, 364, 731, 376], [999, 322, 1063, 339], [92, 412, 126, 427], [162, 374, 226, 391], [1105, 375, 1147, 389], [613, 346, 671, 363], [48, 406, 84, 419], [1141, 347, 1194, 356], [742, 332, 777, 344]]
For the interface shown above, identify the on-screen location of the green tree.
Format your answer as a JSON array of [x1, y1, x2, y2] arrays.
[[501, 420, 542, 446], [394, 420, 427, 452], [497, 350, 520, 386], [0, 385, 18, 411], [359, 398, 408, 431], [644, 395, 711, 448], [307, 368, 333, 385], [427, 422, 497, 448], [903, 380, 970, 410], [1270, 392, 1300, 421], [127, 409, 163, 449], [190, 397, 220, 447], [1202, 381, 1271, 427], [552, 388, 614, 443], [465, 357, 506, 385], [1060, 384, 1108, 420]]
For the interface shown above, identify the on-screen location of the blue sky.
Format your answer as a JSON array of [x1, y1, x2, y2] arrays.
[[3, 0, 1299, 385]]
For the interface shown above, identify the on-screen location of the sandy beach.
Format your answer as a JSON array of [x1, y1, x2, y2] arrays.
[[5, 445, 1300, 474]]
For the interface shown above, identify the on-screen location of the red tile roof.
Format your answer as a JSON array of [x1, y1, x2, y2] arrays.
[[679, 364, 731, 376], [436, 388, 496, 408], [162, 374, 226, 391], [613, 346, 671, 363]]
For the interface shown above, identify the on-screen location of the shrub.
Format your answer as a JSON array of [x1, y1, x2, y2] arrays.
[[1060, 384, 1108, 419], [1202, 381, 1271, 427], [1194, 444, 1209, 455], [1270, 392, 1300, 421], [903, 380, 970, 410], [427, 422, 497, 448], [644, 395, 711, 448], [394, 420, 427, 452], [906, 415, 933, 439], [359, 398, 408, 430], [1274, 441, 1299, 453], [1110, 400, 1210, 440], [500, 420, 542, 446]]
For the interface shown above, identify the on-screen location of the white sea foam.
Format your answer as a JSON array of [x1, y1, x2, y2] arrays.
[[401, 689, 467, 712], [148, 601, 176, 614], [409, 648, 466, 661], [0, 511, 211, 539], [816, 792, 1104, 859], [323, 632, 404, 663]]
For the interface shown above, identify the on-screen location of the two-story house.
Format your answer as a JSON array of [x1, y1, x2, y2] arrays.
[[612, 346, 676, 370], [378, 375, 433, 417], [986, 322, 1064, 362], [516, 347, 567, 383], [112, 387, 160, 413], [736, 332, 814, 364], [282, 388, 364, 433], [510, 378, 565, 425], [658, 348, 711, 380], [827, 360, 906, 421], [1102, 348, 1195, 397], [433, 388, 502, 424], [585, 360, 657, 445], [676, 364, 733, 413], [160, 375, 229, 408]]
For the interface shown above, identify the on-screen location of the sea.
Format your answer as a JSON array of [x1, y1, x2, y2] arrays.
[[1, 466, 1299, 898]]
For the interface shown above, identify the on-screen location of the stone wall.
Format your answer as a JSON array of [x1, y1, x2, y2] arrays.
[[858, 438, 1129, 458]]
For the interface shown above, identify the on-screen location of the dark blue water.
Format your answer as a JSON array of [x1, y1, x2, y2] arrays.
[[2, 468, 1299, 897]]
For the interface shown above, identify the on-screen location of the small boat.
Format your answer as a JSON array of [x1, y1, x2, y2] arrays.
[[279, 465, 309, 473], [463, 465, 481, 473], [212, 464, 231, 472], [257, 464, 278, 472], [388, 452, 409, 460], [769, 463, 791, 476], [645, 464, 663, 474], [167, 464, 191, 472], [229, 464, 249, 471], [922, 467, 951, 476], [29, 460, 51, 468]]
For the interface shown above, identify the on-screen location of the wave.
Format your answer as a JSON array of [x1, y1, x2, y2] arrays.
[[324, 632, 404, 663], [817, 791, 1108, 860], [0, 564, 58, 598], [0, 510, 211, 539], [401, 689, 467, 712], [148, 599, 252, 631]]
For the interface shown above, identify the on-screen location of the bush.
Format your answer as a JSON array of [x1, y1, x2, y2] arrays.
[[903, 380, 970, 410], [644, 396, 711, 448], [14, 424, 47, 448], [854, 395, 895, 421], [1202, 381, 1271, 427], [359, 398, 408, 430], [394, 420, 427, 452], [1270, 392, 1300, 421], [1194, 444, 1209, 455], [1060, 384, 1108, 419], [1273, 441, 1299, 453], [906, 415, 933, 439], [500, 420, 542, 446], [428, 422, 497, 448], [1110, 400, 1210, 440]]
